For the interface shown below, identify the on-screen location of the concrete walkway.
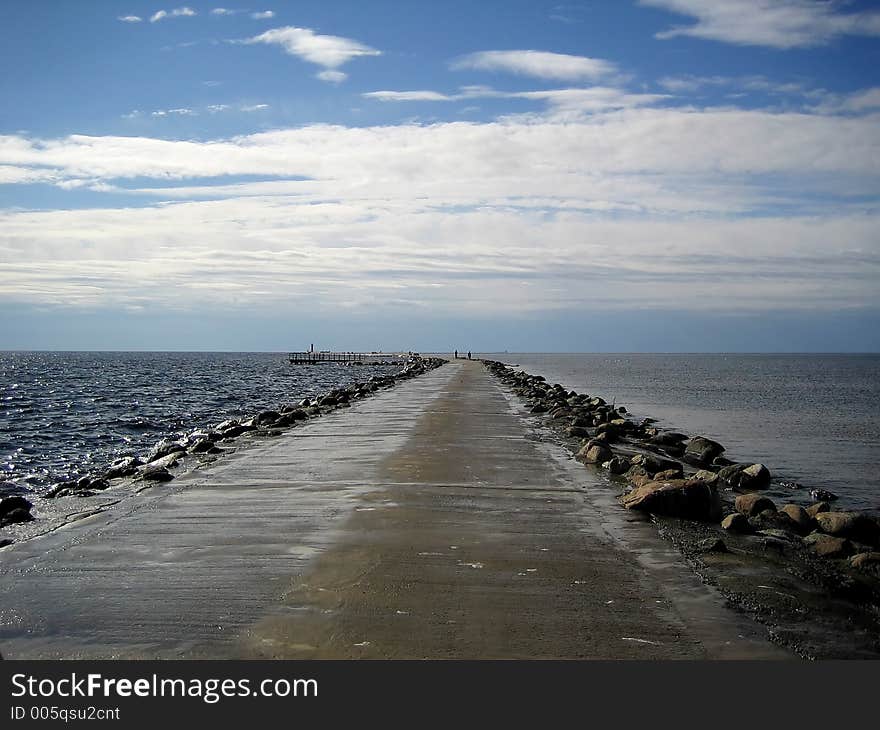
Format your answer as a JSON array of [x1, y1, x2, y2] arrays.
[[0, 361, 785, 659]]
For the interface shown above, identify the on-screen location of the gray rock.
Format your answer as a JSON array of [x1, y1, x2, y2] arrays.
[[719, 463, 771, 490], [145, 439, 186, 464], [684, 436, 725, 466], [103, 456, 144, 479], [698, 537, 728, 553]]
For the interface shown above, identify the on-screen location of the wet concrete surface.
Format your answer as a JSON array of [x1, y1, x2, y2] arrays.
[[0, 361, 788, 659]]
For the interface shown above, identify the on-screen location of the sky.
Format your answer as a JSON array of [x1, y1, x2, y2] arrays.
[[1, 0, 879, 352]]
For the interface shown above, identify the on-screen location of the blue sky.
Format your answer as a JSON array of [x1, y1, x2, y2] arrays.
[[1, 0, 879, 351]]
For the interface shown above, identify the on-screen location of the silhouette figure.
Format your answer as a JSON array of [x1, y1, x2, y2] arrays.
[[467, 350, 471, 360]]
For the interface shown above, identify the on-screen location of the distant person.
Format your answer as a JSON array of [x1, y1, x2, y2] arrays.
[[467, 351, 471, 360], [454, 349, 458, 359]]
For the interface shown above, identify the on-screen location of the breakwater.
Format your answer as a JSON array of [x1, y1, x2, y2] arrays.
[[482, 358, 880, 658], [0, 356, 446, 546]]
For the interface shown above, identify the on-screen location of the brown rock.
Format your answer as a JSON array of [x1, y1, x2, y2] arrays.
[[805, 501, 830, 518], [653, 467, 683, 480], [694, 469, 719, 486], [578, 442, 614, 464], [735, 493, 776, 517], [721, 512, 752, 533], [803, 532, 852, 558], [815, 512, 880, 546], [620, 478, 719, 521], [779, 504, 813, 533], [849, 552, 880, 571]]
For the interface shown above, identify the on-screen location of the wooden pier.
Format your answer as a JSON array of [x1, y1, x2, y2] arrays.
[[288, 351, 407, 364]]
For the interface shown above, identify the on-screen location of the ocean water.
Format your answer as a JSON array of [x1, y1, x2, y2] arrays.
[[485, 353, 880, 514], [0, 351, 400, 496]]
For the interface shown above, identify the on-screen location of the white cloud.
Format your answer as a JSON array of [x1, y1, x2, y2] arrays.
[[211, 8, 236, 15], [118, 15, 143, 23], [207, 104, 231, 113], [451, 50, 617, 81], [240, 103, 269, 112], [150, 107, 196, 117], [814, 87, 880, 115], [641, 0, 880, 48], [244, 26, 380, 78], [251, 11, 275, 20], [2, 105, 879, 317], [150, 7, 197, 23], [364, 90, 454, 102], [316, 70, 347, 84], [363, 85, 665, 118]]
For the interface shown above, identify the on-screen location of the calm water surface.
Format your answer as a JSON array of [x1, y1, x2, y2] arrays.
[[485, 353, 880, 513]]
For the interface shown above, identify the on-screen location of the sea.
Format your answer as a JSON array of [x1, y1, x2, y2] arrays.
[[0, 351, 400, 498], [484, 353, 880, 514], [1, 351, 878, 515]]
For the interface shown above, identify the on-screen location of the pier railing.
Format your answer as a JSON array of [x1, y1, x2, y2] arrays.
[[288, 351, 407, 364]]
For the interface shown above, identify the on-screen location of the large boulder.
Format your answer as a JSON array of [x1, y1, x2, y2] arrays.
[[718, 463, 772, 490], [620, 478, 719, 521], [683, 436, 725, 466], [0, 496, 34, 526], [103, 456, 144, 480], [735, 493, 776, 517], [648, 431, 688, 447], [815, 512, 880, 546], [145, 439, 186, 464], [578, 442, 614, 465], [803, 533, 852, 558], [806, 502, 831, 518], [721, 512, 752, 533], [779, 504, 813, 533]]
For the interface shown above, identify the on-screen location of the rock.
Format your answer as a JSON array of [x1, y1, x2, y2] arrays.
[[735, 493, 776, 517], [253, 410, 280, 426], [578, 442, 614, 465], [849, 552, 880, 571], [648, 431, 688, 447], [137, 464, 174, 482], [145, 439, 186, 464], [603, 456, 630, 475], [718, 463, 771, 490], [624, 465, 649, 483], [319, 395, 338, 407], [88, 478, 110, 491], [758, 529, 801, 543], [815, 512, 880, 546], [0, 496, 32, 520], [620, 478, 719, 521], [779, 504, 813, 533], [683, 436, 725, 466], [712, 456, 734, 468], [721, 512, 752, 533], [698, 537, 728, 553], [803, 533, 852, 558], [629, 453, 680, 476], [810, 488, 838, 502], [567, 425, 590, 438], [190, 438, 220, 454], [0, 538, 13, 548], [653, 467, 684, 481], [806, 501, 831, 518], [749, 509, 805, 536], [0, 507, 34, 526], [103, 456, 144, 479], [530, 403, 548, 414], [694, 469, 719, 486]]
